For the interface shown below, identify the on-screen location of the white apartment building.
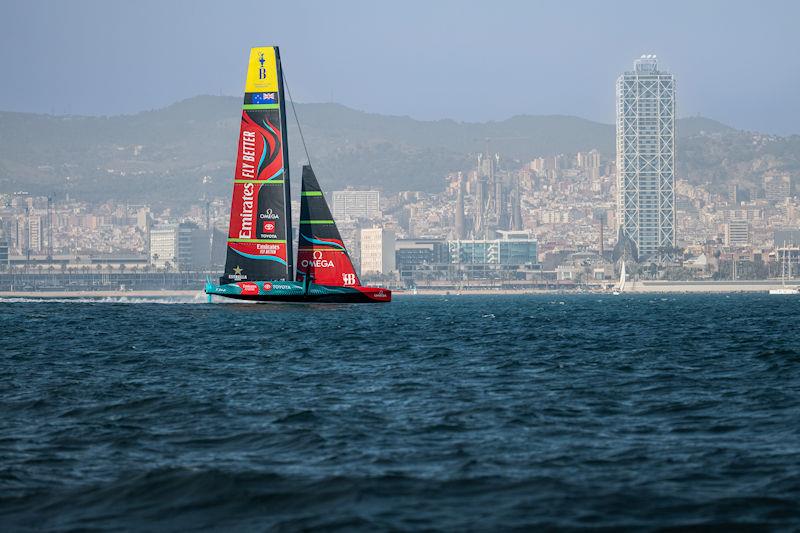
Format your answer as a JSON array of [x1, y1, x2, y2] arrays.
[[726, 219, 750, 247], [360, 227, 396, 275]]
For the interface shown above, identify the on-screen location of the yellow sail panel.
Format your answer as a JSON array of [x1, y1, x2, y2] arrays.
[[244, 46, 279, 93]]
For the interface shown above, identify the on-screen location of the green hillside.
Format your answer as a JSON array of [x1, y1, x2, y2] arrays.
[[0, 95, 795, 204]]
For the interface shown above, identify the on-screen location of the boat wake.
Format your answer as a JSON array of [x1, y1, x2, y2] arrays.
[[0, 295, 207, 305]]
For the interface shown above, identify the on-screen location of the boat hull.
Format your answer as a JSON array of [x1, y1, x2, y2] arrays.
[[205, 280, 391, 303]]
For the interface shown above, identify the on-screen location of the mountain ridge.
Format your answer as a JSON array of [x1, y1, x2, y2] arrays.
[[0, 95, 791, 205]]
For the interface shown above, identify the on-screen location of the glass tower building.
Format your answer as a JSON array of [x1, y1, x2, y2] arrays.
[[616, 55, 676, 262]]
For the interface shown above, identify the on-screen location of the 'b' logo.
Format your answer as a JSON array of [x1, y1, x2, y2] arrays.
[[342, 273, 356, 286], [258, 52, 267, 80]]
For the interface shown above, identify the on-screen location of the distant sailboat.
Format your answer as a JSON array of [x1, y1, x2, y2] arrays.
[[613, 260, 626, 295], [769, 244, 798, 295], [204, 46, 390, 303]]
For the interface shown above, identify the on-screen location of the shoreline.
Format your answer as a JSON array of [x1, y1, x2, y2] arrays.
[[1, 281, 798, 299]]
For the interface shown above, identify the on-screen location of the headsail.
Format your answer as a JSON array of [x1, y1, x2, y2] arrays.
[[221, 46, 294, 284], [296, 165, 360, 287]]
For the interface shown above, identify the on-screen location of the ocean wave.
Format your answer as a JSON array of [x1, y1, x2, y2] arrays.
[[3, 294, 800, 529], [3, 468, 799, 530]]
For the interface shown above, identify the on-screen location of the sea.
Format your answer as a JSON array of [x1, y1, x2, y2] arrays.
[[1, 293, 799, 531]]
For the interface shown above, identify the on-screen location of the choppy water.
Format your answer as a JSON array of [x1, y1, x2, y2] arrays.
[[1, 294, 799, 530]]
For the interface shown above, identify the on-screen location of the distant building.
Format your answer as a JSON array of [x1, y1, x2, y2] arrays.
[[616, 55, 676, 262], [135, 207, 152, 232], [0, 228, 9, 270], [725, 219, 750, 246], [149, 222, 211, 270], [454, 172, 466, 239], [541, 210, 569, 224], [12, 215, 26, 253], [28, 215, 42, 253], [577, 149, 601, 180], [729, 183, 751, 205], [684, 253, 710, 272], [332, 189, 381, 220], [774, 229, 800, 247], [150, 225, 178, 268], [360, 227, 396, 275], [449, 231, 537, 267], [764, 174, 791, 202], [395, 238, 449, 282]]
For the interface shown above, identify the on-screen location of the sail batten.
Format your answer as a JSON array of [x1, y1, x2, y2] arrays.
[[220, 46, 293, 284]]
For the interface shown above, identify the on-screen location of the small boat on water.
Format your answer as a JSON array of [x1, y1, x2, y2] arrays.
[[612, 260, 626, 295], [205, 46, 390, 303]]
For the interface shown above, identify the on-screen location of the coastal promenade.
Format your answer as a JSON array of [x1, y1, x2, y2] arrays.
[[627, 280, 800, 293], [2, 280, 798, 299]]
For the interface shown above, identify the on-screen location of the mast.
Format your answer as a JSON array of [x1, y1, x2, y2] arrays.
[[782, 242, 787, 287], [275, 47, 294, 278]]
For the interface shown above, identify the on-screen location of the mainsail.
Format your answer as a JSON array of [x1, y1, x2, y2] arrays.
[[221, 46, 293, 284], [296, 165, 361, 287]]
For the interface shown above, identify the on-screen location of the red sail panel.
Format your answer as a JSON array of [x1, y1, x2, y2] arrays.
[[234, 113, 284, 182], [297, 244, 360, 287]]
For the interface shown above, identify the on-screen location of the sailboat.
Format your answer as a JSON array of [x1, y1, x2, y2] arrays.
[[613, 260, 626, 295], [204, 46, 391, 303]]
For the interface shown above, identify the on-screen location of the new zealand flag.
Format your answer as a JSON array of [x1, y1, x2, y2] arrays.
[[252, 92, 277, 104]]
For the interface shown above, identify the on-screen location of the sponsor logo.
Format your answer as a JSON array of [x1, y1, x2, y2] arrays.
[[259, 210, 278, 237], [258, 52, 267, 80], [238, 281, 259, 295], [229, 265, 247, 281], [342, 273, 357, 286], [259, 209, 279, 220], [238, 183, 255, 238], [374, 290, 387, 299], [255, 242, 283, 255], [246, 48, 277, 93], [240, 129, 257, 180], [261, 282, 272, 291], [300, 250, 334, 269]]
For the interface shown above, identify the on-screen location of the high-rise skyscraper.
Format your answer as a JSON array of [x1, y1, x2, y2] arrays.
[[454, 172, 466, 239], [28, 215, 42, 253], [616, 55, 676, 262]]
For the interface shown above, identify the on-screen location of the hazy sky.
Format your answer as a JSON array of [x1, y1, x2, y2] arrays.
[[1, 0, 799, 134]]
